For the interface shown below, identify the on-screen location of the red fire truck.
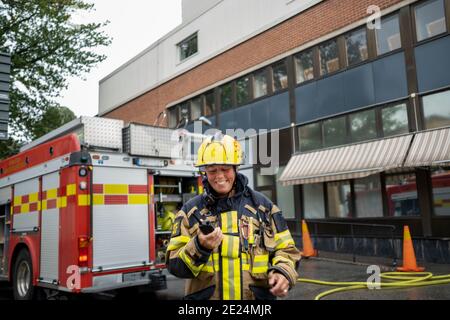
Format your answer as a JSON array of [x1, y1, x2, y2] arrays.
[[0, 117, 201, 299]]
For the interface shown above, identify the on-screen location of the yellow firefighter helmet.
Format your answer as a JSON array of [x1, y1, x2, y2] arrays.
[[195, 133, 244, 167]]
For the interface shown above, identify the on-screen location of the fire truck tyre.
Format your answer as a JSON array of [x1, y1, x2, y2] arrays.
[[12, 249, 36, 300]]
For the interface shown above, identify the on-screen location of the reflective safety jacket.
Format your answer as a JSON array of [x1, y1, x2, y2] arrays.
[[166, 173, 301, 300]]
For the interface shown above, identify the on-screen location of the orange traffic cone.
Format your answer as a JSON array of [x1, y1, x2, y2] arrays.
[[397, 225, 425, 272], [301, 220, 317, 258]]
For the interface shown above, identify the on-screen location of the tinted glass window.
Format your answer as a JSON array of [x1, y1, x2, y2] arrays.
[[376, 14, 401, 55], [254, 69, 268, 98], [236, 76, 250, 105], [190, 97, 202, 121], [327, 181, 352, 218], [354, 175, 383, 217], [295, 50, 314, 84], [319, 39, 340, 75], [303, 183, 326, 219], [204, 91, 215, 117], [272, 61, 288, 92], [382, 103, 409, 136], [323, 116, 347, 148], [345, 28, 368, 66], [179, 33, 198, 61], [431, 168, 450, 216], [415, 0, 446, 41], [350, 109, 377, 142], [220, 83, 233, 111], [423, 90, 450, 129], [385, 174, 419, 217], [299, 122, 322, 151]]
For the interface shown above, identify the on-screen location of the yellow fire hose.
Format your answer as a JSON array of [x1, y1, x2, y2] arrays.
[[297, 272, 450, 300]]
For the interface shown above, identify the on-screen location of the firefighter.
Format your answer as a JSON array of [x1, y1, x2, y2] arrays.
[[166, 133, 301, 300]]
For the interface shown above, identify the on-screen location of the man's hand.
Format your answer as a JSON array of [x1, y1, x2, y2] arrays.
[[198, 227, 223, 250], [269, 272, 290, 297]]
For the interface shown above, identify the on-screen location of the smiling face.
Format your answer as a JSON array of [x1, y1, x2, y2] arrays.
[[205, 165, 236, 197]]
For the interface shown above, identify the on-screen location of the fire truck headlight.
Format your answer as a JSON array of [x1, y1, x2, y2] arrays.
[[79, 181, 87, 190], [79, 167, 88, 177]]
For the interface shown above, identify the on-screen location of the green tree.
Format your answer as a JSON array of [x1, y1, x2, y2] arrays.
[[0, 0, 111, 158]]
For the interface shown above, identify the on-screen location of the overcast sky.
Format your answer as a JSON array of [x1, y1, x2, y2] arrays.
[[57, 0, 182, 117]]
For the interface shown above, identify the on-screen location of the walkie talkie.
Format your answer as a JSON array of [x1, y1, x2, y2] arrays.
[[193, 213, 215, 235], [199, 220, 215, 235]]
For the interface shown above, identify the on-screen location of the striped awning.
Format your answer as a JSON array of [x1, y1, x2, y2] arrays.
[[279, 134, 414, 186], [404, 127, 450, 167]]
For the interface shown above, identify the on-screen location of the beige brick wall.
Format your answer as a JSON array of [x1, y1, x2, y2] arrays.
[[104, 0, 405, 126]]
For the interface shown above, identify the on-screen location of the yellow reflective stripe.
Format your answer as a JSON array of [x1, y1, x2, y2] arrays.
[[128, 194, 148, 205], [14, 196, 22, 205], [46, 188, 58, 199], [21, 204, 29, 214], [272, 255, 295, 269], [93, 195, 104, 205], [167, 235, 190, 251], [179, 248, 204, 276], [222, 256, 241, 300], [252, 254, 269, 273], [221, 235, 240, 258], [104, 184, 128, 195], [59, 196, 67, 208], [242, 253, 250, 271], [274, 229, 295, 250], [221, 211, 238, 234], [42, 200, 47, 211], [29, 192, 39, 203], [78, 195, 90, 206], [66, 184, 76, 196]]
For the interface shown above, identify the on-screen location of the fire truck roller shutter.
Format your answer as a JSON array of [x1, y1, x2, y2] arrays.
[[40, 171, 59, 283], [12, 178, 40, 232], [92, 167, 150, 271]]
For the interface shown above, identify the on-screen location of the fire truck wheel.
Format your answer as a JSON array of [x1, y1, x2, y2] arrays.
[[12, 249, 35, 300]]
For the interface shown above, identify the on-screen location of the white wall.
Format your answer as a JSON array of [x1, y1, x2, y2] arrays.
[[99, 0, 323, 116], [182, 0, 222, 23]]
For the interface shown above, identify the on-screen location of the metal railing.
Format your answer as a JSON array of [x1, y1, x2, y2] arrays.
[[305, 220, 398, 267]]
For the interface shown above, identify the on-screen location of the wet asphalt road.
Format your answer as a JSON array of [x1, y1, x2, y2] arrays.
[[1, 258, 449, 300]]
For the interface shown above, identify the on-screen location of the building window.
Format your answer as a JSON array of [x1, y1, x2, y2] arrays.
[[422, 90, 450, 129], [190, 97, 202, 121], [350, 109, 377, 142], [414, 0, 447, 42], [253, 69, 268, 99], [319, 39, 340, 76], [168, 107, 178, 129], [204, 91, 215, 117], [382, 102, 409, 136], [179, 102, 190, 125], [376, 14, 401, 55], [385, 174, 419, 216], [256, 168, 274, 187], [303, 183, 326, 219], [236, 75, 251, 105], [272, 61, 288, 92], [431, 168, 450, 216], [345, 27, 368, 66], [294, 50, 314, 84], [220, 83, 233, 111], [327, 181, 352, 218], [323, 116, 347, 148], [354, 175, 383, 217], [178, 33, 198, 61], [275, 166, 295, 219], [299, 122, 322, 152]]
